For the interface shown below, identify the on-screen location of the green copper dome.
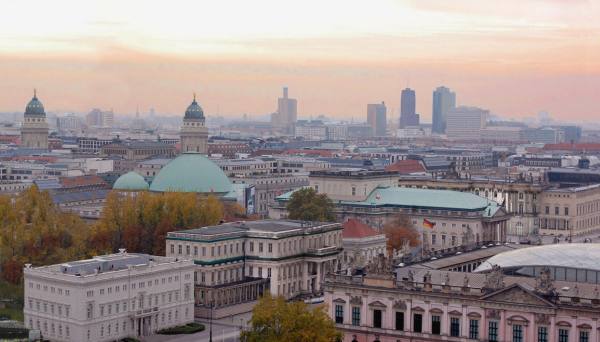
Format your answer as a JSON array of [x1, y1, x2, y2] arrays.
[[184, 94, 205, 120], [25, 90, 46, 116], [149, 153, 231, 193], [113, 171, 149, 191]]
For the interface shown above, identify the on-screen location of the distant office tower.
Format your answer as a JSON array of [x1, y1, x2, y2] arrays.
[[367, 102, 387, 136], [271, 87, 298, 134], [21, 90, 49, 149], [56, 114, 83, 132], [180, 94, 208, 153], [399, 88, 419, 128], [446, 106, 489, 140], [86, 108, 114, 128], [432, 86, 456, 134]]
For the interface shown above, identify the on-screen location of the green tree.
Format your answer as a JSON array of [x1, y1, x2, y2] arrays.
[[286, 188, 335, 222], [241, 294, 341, 342]]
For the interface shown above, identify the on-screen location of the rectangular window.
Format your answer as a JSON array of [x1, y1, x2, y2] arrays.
[[335, 305, 343, 324], [537, 326, 548, 342], [450, 317, 460, 337], [558, 329, 569, 342], [373, 309, 382, 329], [469, 319, 479, 339], [395, 312, 404, 331], [431, 315, 441, 335], [250, 242, 254, 252], [413, 313, 422, 333], [351, 307, 360, 326], [580, 331, 589, 342], [488, 321, 498, 342], [268, 243, 273, 253], [513, 324, 523, 342], [259, 243, 263, 252]]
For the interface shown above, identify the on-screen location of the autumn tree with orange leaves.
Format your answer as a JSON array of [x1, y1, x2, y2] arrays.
[[89, 191, 226, 255], [383, 214, 420, 254]]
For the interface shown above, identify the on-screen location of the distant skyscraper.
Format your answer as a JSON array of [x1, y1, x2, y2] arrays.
[[446, 106, 488, 141], [271, 87, 297, 134], [367, 102, 387, 136], [432, 86, 456, 134], [21, 90, 49, 149], [399, 88, 419, 128], [86, 108, 114, 128]]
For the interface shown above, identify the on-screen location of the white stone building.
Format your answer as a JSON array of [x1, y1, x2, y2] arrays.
[[23, 251, 195, 342], [166, 219, 343, 318]]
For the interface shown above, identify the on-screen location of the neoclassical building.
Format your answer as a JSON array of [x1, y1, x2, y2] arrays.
[[23, 251, 195, 342], [165, 219, 342, 318], [21, 90, 49, 149], [326, 262, 600, 342], [180, 94, 208, 154]]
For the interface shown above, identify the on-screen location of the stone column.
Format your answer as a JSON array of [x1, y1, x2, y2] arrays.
[[315, 262, 321, 293]]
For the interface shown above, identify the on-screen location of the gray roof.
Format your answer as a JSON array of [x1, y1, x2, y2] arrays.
[[168, 219, 341, 241], [25, 92, 46, 116], [475, 243, 600, 273], [52, 189, 109, 204]]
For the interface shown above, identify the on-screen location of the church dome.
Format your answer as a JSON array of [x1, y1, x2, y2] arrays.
[[113, 171, 149, 191], [25, 90, 46, 116], [149, 153, 231, 193], [184, 94, 205, 120]]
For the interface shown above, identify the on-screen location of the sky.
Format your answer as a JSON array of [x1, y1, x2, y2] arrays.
[[1, 0, 599, 123]]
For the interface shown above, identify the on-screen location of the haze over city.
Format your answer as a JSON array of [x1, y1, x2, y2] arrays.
[[1, 0, 599, 121]]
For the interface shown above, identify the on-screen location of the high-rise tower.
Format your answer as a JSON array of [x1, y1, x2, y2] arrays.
[[180, 94, 208, 154], [432, 86, 456, 134], [21, 90, 49, 149], [271, 87, 298, 134], [399, 88, 419, 128], [367, 102, 387, 136]]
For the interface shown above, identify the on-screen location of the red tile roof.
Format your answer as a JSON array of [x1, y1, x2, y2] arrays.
[[59, 175, 108, 189], [342, 219, 381, 239], [544, 143, 600, 152], [384, 159, 426, 174]]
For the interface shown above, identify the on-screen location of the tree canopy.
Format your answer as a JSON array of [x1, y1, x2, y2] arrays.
[[0, 186, 87, 284], [383, 214, 420, 253], [286, 188, 335, 222], [89, 191, 225, 255], [241, 294, 341, 342]]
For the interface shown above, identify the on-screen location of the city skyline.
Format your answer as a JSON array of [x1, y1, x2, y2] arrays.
[[1, 0, 599, 121]]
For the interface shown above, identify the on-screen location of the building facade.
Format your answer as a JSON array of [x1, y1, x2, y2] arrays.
[[539, 184, 600, 237], [325, 265, 600, 342], [271, 170, 509, 254], [180, 94, 208, 154], [21, 90, 49, 149], [165, 220, 342, 318], [367, 102, 387, 137], [446, 106, 488, 141], [23, 251, 195, 342], [271, 87, 298, 134], [432, 86, 456, 134], [399, 88, 419, 128]]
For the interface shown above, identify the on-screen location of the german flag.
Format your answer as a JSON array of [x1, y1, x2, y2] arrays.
[[423, 218, 436, 229]]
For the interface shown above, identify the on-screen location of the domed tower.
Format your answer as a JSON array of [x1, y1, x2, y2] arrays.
[[21, 90, 49, 149], [180, 93, 208, 154]]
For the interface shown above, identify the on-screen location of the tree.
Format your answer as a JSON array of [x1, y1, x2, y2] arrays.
[[0, 185, 87, 284], [90, 191, 227, 255], [241, 294, 341, 342], [286, 188, 335, 222], [383, 214, 420, 254]]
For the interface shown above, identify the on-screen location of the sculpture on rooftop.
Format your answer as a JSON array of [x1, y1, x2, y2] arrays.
[[483, 264, 505, 293], [535, 267, 556, 296]]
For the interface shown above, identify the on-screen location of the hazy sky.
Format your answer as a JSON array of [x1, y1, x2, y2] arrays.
[[1, 0, 599, 122]]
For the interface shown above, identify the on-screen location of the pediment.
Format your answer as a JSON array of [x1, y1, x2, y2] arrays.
[[368, 300, 387, 308], [481, 284, 555, 307], [333, 298, 346, 304]]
